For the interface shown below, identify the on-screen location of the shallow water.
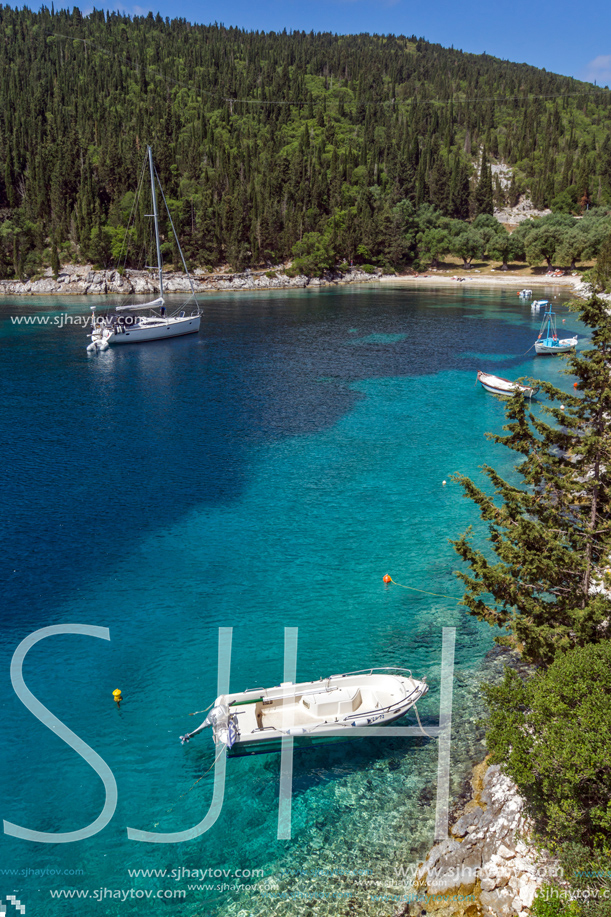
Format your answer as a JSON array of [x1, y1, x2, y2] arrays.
[[0, 285, 581, 915]]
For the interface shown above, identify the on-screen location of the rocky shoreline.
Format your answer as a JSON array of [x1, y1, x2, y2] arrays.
[[397, 762, 562, 917], [0, 264, 390, 296], [1, 264, 600, 299]]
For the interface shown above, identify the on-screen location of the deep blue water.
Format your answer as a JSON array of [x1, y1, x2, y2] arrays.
[[0, 285, 580, 916]]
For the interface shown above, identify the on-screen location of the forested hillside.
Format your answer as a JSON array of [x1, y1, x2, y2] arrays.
[[1, 4, 611, 277]]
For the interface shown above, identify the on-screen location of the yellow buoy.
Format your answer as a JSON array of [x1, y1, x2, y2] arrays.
[[113, 689, 122, 703]]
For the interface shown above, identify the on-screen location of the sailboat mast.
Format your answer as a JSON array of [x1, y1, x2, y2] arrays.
[[147, 146, 164, 300]]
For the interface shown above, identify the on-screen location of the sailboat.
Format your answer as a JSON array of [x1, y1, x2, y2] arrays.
[[87, 147, 201, 352], [534, 306, 577, 355]]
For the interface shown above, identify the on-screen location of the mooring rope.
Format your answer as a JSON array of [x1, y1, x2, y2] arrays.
[[385, 576, 460, 601], [414, 703, 436, 739], [155, 746, 225, 824]]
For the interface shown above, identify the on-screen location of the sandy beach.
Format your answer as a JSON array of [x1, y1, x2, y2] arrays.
[[380, 271, 582, 290]]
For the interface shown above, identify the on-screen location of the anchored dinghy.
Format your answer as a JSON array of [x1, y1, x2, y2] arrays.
[[181, 668, 429, 756]]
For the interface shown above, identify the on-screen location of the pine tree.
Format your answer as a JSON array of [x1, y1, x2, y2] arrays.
[[51, 236, 60, 279], [429, 154, 450, 214], [449, 156, 471, 220], [452, 294, 611, 666], [474, 150, 494, 216], [4, 148, 16, 208], [593, 231, 611, 293]]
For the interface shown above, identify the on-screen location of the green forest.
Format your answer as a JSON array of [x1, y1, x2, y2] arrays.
[[1, 4, 611, 278]]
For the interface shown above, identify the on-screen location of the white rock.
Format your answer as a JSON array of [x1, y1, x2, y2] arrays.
[[497, 844, 516, 859], [512, 856, 535, 876], [519, 880, 538, 908], [30, 279, 59, 294], [480, 888, 514, 917], [491, 866, 511, 887], [508, 875, 522, 896], [480, 876, 497, 892]]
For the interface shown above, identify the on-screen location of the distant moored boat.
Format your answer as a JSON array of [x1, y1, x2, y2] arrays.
[[477, 371, 538, 399], [87, 146, 200, 352], [534, 307, 577, 354]]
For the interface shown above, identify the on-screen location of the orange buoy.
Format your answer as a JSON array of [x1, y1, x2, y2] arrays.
[[383, 575, 392, 584], [573, 382, 578, 388]]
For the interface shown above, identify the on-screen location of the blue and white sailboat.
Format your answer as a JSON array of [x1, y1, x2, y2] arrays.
[[534, 307, 577, 355]]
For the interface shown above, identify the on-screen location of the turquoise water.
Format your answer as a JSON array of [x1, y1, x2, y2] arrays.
[[0, 285, 581, 915]]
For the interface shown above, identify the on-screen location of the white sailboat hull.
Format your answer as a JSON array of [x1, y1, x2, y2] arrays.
[[108, 314, 200, 344], [86, 146, 201, 352]]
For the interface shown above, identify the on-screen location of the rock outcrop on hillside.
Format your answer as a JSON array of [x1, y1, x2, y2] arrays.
[[494, 196, 552, 225]]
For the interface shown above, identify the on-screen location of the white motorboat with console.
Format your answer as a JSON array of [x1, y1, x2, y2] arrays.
[[477, 371, 538, 399], [181, 668, 429, 756], [87, 146, 200, 352]]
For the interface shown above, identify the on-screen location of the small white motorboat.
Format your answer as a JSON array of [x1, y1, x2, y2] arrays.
[[534, 307, 577, 355], [531, 299, 549, 310], [181, 668, 429, 756], [477, 371, 537, 398], [518, 289, 532, 298]]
